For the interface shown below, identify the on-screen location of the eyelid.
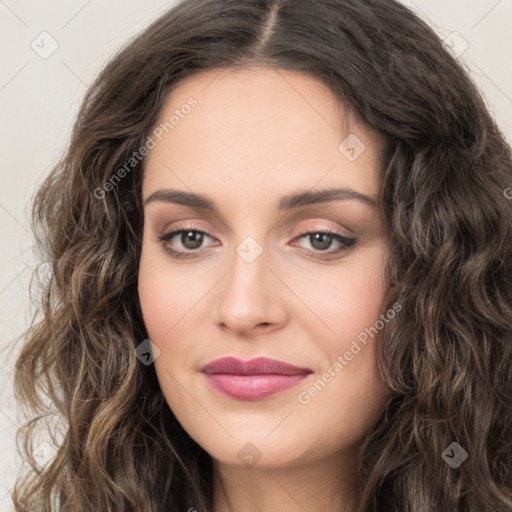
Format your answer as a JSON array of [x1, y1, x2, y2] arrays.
[[291, 226, 356, 252], [296, 224, 348, 238], [157, 222, 217, 244], [157, 222, 348, 242], [157, 221, 357, 259]]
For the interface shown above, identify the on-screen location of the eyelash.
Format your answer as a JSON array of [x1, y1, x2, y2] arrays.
[[157, 223, 357, 260]]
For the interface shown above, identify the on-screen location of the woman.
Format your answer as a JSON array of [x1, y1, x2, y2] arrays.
[[12, 0, 512, 510]]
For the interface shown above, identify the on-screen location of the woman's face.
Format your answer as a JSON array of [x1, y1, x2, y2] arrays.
[[138, 66, 391, 470]]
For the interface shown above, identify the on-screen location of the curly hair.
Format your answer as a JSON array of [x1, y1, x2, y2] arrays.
[[12, 0, 512, 510]]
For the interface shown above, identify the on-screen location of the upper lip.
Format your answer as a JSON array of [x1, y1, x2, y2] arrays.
[[200, 356, 313, 376]]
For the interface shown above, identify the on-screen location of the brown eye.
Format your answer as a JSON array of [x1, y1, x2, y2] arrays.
[[157, 226, 217, 258], [291, 228, 357, 257], [307, 232, 334, 251], [178, 230, 204, 250]]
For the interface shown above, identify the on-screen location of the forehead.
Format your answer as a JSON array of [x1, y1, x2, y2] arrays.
[[142, 66, 385, 205]]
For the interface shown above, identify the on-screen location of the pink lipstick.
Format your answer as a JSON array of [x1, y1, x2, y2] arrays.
[[200, 356, 313, 400]]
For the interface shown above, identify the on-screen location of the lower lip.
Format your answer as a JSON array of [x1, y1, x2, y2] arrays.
[[203, 373, 311, 400]]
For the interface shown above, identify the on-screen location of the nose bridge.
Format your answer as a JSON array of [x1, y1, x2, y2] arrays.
[[227, 232, 269, 303], [213, 229, 285, 332]]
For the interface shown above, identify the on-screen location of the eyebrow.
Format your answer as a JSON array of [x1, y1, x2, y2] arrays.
[[143, 187, 377, 210]]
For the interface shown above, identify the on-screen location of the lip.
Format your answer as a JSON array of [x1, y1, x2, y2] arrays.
[[200, 356, 313, 400]]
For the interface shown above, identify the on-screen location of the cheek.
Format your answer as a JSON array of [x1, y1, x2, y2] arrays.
[[292, 247, 386, 343], [137, 247, 204, 340], [138, 266, 171, 338], [291, 253, 389, 447], [137, 251, 198, 412]]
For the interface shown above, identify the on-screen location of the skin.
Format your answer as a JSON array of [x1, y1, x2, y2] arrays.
[[138, 65, 392, 512]]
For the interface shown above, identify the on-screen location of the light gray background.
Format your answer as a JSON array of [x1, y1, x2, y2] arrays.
[[1, 1, 511, 510]]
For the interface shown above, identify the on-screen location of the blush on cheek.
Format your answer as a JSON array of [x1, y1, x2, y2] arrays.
[[300, 274, 382, 340], [138, 272, 171, 341], [138, 271, 203, 347]]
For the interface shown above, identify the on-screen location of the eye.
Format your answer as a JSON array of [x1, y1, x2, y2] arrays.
[[157, 224, 357, 259], [157, 223, 217, 258], [291, 227, 357, 256]]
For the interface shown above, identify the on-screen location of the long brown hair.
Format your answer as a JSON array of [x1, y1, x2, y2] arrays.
[[12, 0, 512, 510]]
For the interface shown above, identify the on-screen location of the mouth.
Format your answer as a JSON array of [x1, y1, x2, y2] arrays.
[[200, 356, 313, 400]]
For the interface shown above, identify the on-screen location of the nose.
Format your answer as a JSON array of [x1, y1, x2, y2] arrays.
[[212, 243, 288, 337]]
